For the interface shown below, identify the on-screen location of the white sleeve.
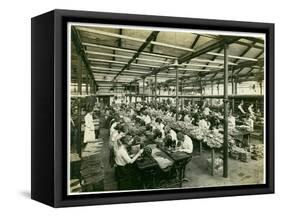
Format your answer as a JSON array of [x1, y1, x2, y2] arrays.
[[181, 136, 193, 153], [121, 149, 133, 164], [85, 115, 95, 131]]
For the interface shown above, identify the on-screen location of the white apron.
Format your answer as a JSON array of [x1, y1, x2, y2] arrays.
[[83, 113, 96, 143]]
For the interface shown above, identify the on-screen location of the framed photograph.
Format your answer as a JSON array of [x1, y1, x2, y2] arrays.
[[31, 9, 274, 207]]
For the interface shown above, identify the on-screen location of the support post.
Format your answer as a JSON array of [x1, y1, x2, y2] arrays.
[[125, 85, 128, 103], [89, 78, 92, 94], [200, 78, 203, 95], [211, 148, 215, 176], [93, 81, 96, 94], [200, 78, 203, 108], [176, 62, 179, 121], [211, 81, 214, 106], [86, 71, 89, 95], [155, 73, 157, 102], [235, 78, 238, 94], [129, 83, 132, 103], [135, 83, 138, 103], [143, 78, 145, 102], [77, 55, 83, 156], [180, 81, 184, 110], [223, 44, 229, 178], [159, 85, 161, 103], [150, 80, 152, 101], [231, 67, 235, 113], [78, 59, 82, 95]]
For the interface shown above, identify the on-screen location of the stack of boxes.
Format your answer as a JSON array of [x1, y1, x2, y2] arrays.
[[251, 144, 264, 160], [81, 139, 104, 191]]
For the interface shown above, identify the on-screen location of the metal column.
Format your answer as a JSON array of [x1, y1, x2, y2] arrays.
[[235, 78, 238, 94], [129, 83, 132, 103], [155, 74, 157, 102], [223, 44, 229, 178], [77, 55, 83, 156], [125, 85, 128, 103], [211, 81, 214, 106], [200, 78, 203, 108], [89, 78, 92, 94], [135, 83, 138, 103], [181, 81, 184, 110], [176, 65, 179, 121], [231, 67, 235, 113], [143, 78, 145, 102], [86, 71, 89, 95]]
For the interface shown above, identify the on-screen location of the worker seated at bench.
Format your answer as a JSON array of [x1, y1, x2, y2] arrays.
[[176, 132, 193, 154], [115, 136, 143, 190]]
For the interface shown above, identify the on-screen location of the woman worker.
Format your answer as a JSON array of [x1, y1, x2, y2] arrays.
[[176, 132, 193, 154], [248, 103, 256, 119], [198, 116, 210, 130], [83, 108, 96, 144], [154, 117, 165, 138], [238, 100, 246, 117], [164, 126, 178, 143], [244, 114, 254, 131], [115, 136, 143, 190]]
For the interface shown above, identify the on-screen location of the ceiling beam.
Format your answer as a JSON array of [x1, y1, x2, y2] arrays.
[[162, 57, 264, 86], [242, 36, 264, 44], [211, 41, 257, 80], [140, 36, 240, 82], [196, 34, 264, 50], [91, 66, 150, 74], [112, 31, 160, 81], [83, 42, 238, 66], [178, 36, 240, 64], [88, 58, 159, 68], [83, 42, 176, 59], [179, 70, 263, 86], [191, 35, 201, 49], [71, 27, 98, 87], [113, 29, 122, 62], [235, 49, 264, 76], [88, 57, 224, 70], [200, 57, 264, 77], [78, 27, 193, 52], [80, 29, 252, 61], [86, 51, 167, 64]]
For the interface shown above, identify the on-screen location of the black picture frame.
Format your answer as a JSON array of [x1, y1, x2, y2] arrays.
[[31, 9, 274, 207]]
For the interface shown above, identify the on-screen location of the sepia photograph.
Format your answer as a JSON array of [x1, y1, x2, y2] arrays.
[[68, 22, 266, 195]]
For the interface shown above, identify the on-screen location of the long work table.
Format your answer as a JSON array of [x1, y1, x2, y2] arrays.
[[135, 144, 192, 189]]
